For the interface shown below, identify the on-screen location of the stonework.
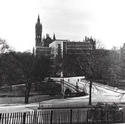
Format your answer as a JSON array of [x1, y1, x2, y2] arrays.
[[35, 15, 96, 58]]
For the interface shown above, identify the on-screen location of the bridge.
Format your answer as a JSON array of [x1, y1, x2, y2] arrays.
[[51, 76, 125, 102], [51, 76, 88, 97]]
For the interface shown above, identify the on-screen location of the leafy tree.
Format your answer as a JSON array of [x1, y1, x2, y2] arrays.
[[6, 52, 51, 103], [0, 52, 24, 86], [63, 55, 83, 76], [32, 55, 51, 81], [0, 39, 13, 86]]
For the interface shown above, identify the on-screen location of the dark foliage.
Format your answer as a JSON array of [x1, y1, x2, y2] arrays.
[[63, 49, 111, 82], [35, 81, 61, 96], [0, 51, 51, 103]]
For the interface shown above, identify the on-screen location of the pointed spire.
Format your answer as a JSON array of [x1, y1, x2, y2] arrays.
[[37, 14, 40, 23]]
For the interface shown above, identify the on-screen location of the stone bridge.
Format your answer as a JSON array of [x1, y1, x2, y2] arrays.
[[51, 76, 88, 96]]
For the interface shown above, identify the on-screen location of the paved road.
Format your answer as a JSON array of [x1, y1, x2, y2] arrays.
[[39, 78, 125, 108]]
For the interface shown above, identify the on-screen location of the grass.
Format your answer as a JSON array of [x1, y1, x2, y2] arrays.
[[0, 87, 61, 104], [0, 95, 57, 104]]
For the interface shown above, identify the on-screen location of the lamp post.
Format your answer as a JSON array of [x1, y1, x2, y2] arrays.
[[60, 71, 64, 98]]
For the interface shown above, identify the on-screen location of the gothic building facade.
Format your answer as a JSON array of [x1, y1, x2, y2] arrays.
[[35, 15, 54, 57], [35, 15, 96, 58]]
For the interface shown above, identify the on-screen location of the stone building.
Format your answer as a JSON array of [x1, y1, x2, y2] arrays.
[[35, 15, 52, 57], [35, 15, 96, 59], [49, 37, 96, 59]]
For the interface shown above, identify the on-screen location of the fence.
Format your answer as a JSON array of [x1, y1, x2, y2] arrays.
[[87, 108, 123, 123], [0, 106, 123, 124]]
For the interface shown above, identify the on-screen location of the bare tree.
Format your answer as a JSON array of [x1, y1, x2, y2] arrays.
[[96, 40, 105, 49], [76, 50, 95, 105], [0, 39, 10, 53]]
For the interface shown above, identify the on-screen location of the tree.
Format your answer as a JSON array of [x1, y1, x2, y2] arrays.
[[17, 54, 51, 104], [0, 52, 24, 86], [32, 55, 51, 81], [77, 50, 95, 105], [7, 52, 34, 103], [0, 39, 10, 53], [63, 47, 112, 105], [0, 39, 13, 86], [0, 43, 51, 103], [63, 55, 83, 76]]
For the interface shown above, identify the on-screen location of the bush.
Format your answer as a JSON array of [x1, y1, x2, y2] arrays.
[[35, 81, 61, 96]]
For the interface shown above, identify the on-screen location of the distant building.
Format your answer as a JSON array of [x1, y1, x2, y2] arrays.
[[43, 34, 54, 47], [34, 15, 98, 76], [35, 46, 51, 57], [120, 43, 125, 59], [35, 15, 96, 58], [49, 39, 69, 58], [49, 38, 96, 59], [35, 15, 42, 47], [65, 38, 96, 55], [35, 15, 52, 57]]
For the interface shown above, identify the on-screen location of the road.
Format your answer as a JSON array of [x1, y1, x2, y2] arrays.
[[39, 77, 125, 107]]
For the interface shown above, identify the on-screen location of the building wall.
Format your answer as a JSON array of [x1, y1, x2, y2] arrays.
[[66, 41, 95, 55], [36, 46, 51, 57], [49, 39, 96, 58], [49, 40, 69, 58]]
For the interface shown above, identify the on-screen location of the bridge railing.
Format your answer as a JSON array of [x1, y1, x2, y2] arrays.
[[63, 80, 83, 92], [57, 79, 85, 93]]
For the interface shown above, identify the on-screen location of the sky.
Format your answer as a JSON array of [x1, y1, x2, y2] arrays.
[[0, 0, 125, 51]]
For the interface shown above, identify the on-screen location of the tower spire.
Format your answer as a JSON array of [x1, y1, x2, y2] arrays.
[[37, 14, 40, 23], [35, 15, 42, 47]]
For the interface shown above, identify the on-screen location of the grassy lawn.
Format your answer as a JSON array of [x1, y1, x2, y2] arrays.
[[0, 95, 56, 104], [0, 87, 60, 104]]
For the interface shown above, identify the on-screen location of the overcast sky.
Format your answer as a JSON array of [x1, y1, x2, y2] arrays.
[[0, 0, 125, 51]]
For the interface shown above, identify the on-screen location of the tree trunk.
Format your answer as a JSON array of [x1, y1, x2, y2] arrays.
[[89, 80, 92, 105], [25, 81, 31, 104]]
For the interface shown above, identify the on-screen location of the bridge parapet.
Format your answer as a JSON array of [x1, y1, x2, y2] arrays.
[[51, 76, 88, 97]]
